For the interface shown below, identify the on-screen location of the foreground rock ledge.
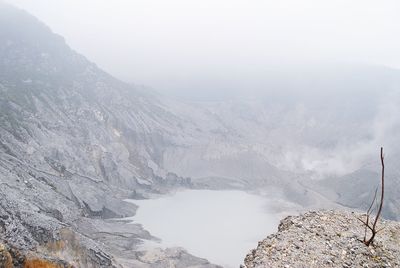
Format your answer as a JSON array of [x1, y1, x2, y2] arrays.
[[243, 210, 400, 268]]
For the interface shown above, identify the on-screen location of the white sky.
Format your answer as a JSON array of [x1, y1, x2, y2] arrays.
[[6, 0, 400, 96]]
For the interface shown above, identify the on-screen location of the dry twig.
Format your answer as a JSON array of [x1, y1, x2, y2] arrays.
[[359, 147, 385, 246]]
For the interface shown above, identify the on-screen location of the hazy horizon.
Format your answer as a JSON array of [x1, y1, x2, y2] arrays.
[[6, 0, 400, 99]]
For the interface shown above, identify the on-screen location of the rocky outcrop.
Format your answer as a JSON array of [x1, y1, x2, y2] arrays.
[[243, 210, 400, 268]]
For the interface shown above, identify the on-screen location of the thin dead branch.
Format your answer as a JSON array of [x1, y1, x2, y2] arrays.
[[361, 147, 385, 246]]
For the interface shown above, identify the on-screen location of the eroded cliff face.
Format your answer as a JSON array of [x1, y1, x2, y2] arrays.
[[0, 3, 221, 267], [243, 210, 400, 268]]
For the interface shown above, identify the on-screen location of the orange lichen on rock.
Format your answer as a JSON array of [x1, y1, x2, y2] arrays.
[[0, 244, 13, 268], [23, 259, 71, 268]]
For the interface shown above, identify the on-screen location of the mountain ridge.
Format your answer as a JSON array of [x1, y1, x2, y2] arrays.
[[0, 3, 221, 267]]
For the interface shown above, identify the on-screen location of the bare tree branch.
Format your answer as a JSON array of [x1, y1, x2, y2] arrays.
[[362, 147, 385, 246], [367, 186, 379, 215]]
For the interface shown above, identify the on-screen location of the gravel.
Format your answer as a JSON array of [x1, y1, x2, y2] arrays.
[[243, 210, 400, 268]]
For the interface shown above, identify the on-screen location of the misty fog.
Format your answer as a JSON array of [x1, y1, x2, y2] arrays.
[[7, 0, 400, 98], [2, 1, 400, 267]]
